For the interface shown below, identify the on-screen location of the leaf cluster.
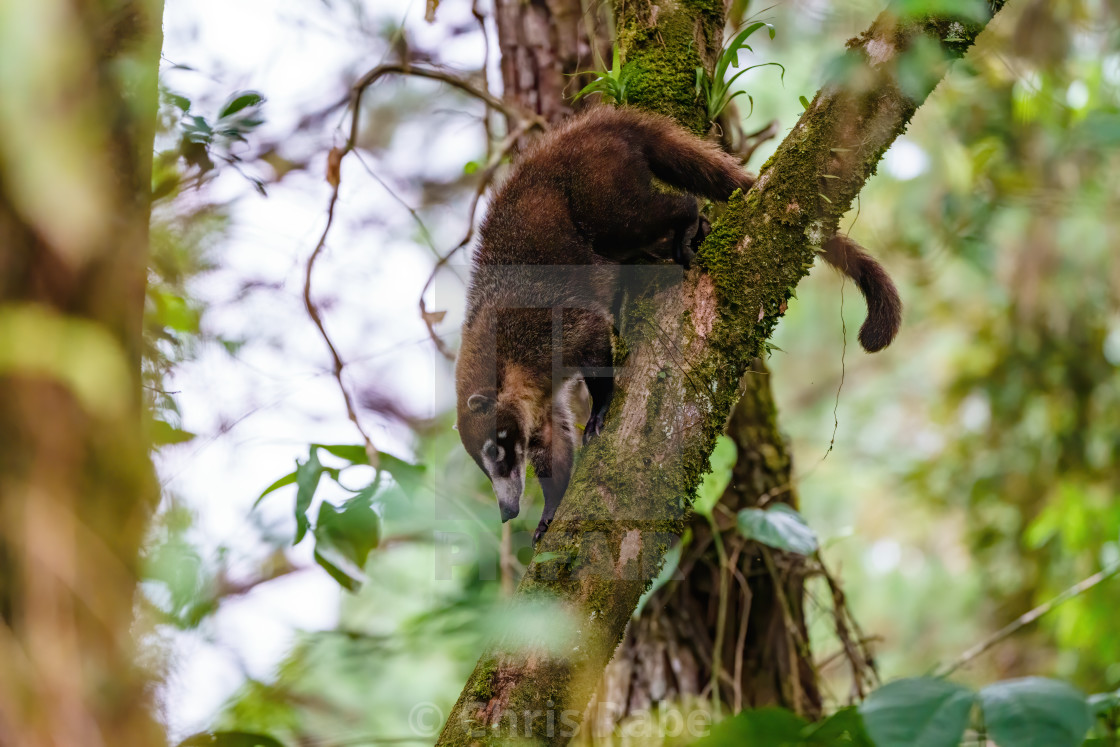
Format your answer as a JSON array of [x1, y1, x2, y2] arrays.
[[694, 22, 784, 124]]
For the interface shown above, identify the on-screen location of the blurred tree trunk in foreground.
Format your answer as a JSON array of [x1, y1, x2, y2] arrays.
[[0, 0, 165, 744]]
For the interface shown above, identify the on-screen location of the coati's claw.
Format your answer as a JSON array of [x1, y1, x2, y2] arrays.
[[533, 520, 551, 545], [673, 226, 696, 269], [692, 215, 711, 251], [582, 410, 606, 445]]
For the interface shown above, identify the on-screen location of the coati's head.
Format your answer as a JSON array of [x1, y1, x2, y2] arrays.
[[456, 389, 530, 522]]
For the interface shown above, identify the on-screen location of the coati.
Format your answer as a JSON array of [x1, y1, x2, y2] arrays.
[[455, 106, 901, 542]]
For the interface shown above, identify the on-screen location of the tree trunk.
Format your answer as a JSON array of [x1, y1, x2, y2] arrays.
[[493, 0, 610, 122], [585, 359, 832, 736], [0, 0, 165, 744], [438, 3, 1005, 744]]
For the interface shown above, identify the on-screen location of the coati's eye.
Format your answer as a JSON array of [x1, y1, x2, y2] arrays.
[[483, 442, 501, 461]]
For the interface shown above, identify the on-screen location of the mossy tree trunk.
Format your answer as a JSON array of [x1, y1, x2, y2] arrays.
[[584, 359, 837, 736], [0, 0, 165, 744], [437, 1, 1006, 744]]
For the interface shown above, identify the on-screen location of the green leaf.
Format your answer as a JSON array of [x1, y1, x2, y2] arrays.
[[803, 706, 874, 746], [695, 707, 809, 746], [860, 677, 976, 747], [463, 160, 480, 174], [167, 92, 191, 112], [694, 436, 737, 517], [800, 95, 810, 110], [183, 115, 213, 145], [979, 677, 1092, 747], [254, 471, 297, 508], [312, 491, 381, 592], [736, 503, 818, 555], [293, 450, 325, 544], [314, 443, 370, 465], [176, 731, 286, 747], [219, 91, 264, 119], [1088, 689, 1120, 717], [379, 452, 426, 498], [152, 419, 195, 446]]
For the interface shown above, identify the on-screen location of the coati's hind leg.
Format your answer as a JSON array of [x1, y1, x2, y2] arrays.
[[593, 192, 701, 268]]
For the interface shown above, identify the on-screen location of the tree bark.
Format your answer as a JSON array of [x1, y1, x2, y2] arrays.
[[437, 2, 1005, 744], [584, 359, 831, 736], [493, 0, 611, 122], [0, 0, 165, 744]]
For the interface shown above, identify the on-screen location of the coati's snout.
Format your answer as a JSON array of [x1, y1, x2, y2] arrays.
[[457, 392, 528, 523]]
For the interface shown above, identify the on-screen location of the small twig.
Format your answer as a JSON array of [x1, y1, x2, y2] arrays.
[[348, 63, 546, 135], [303, 189, 381, 469], [350, 150, 440, 258], [935, 561, 1120, 678], [817, 553, 878, 698], [417, 119, 537, 360], [738, 118, 781, 165], [761, 546, 808, 713], [707, 514, 732, 716], [729, 546, 752, 712], [471, 0, 496, 161]]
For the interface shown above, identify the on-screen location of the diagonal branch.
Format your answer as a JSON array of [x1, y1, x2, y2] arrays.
[[437, 3, 1007, 744]]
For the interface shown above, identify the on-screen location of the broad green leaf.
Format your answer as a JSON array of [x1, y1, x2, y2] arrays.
[[312, 444, 424, 496], [1088, 689, 1120, 716], [860, 677, 976, 747], [693, 436, 736, 517], [379, 452, 426, 498], [219, 91, 264, 118], [293, 449, 325, 544], [695, 707, 809, 746], [979, 677, 1092, 747], [633, 539, 684, 618], [737, 503, 818, 555], [152, 419, 195, 446], [312, 492, 381, 591], [803, 706, 874, 746], [176, 731, 285, 747], [254, 471, 296, 508], [314, 443, 369, 465], [166, 92, 191, 112]]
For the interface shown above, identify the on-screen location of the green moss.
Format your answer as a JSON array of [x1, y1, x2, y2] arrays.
[[617, 0, 720, 133]]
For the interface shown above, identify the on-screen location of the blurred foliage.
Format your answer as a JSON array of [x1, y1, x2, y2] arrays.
[[866, 0, 1120, 687]]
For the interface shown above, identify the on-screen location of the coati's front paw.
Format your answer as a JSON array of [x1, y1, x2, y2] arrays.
[[533, 520, 551, 546], [582, 409, 607, 445], [692, 215, 712, 252]]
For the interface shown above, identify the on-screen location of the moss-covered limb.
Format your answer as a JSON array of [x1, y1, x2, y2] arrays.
[[437, 3, 1005, 744]]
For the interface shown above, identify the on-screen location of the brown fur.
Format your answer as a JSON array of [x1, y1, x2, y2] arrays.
[[455, 106, 900, 540]]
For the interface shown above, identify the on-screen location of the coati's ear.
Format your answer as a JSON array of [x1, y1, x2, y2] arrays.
[[467, 393, 496, 413]]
